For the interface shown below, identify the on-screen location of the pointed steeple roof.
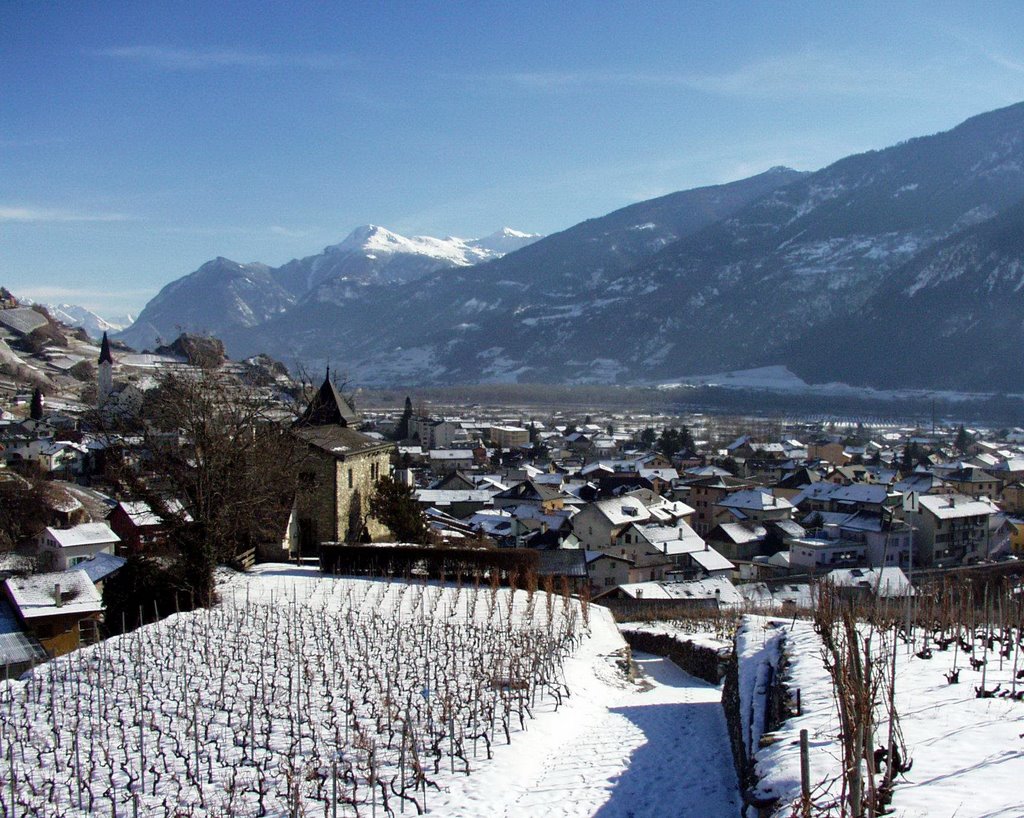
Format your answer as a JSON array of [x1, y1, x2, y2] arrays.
[[297, 370, 359, 427], [98, 332, 113, 365]]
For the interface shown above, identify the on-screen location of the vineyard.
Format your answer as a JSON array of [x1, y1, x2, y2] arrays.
[[0, 567, 589, 817]]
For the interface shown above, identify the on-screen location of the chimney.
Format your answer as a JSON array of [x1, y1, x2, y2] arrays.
[[54, 583, 62, 607]]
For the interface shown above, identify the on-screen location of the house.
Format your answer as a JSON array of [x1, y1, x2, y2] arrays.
[[942, 466, 1002, 499], [790, 482, 900, 517], [788, 530, 866, 572], [585, 552, 635, 592], [489, 425, 530, 449], [684, 474, 753, 535], [594, 576, 744, 608], [492, 479, 567, 512], [707, 521, 768, 561], [76, 551, 127, 593], [37, 522, 120, 571], [291, 373, 395, 554], [802, 511, 913, 569], [907, 493, 998, 567], [3, 570, 103, 656], [613, 521, 733, 580], [571, 496, 653, 550], [827, 567, 912, 601], [414, 489, 495, 519], [712, 488, 794, 528], [108, 498, 189, 554], [428, 449, 476, 475]]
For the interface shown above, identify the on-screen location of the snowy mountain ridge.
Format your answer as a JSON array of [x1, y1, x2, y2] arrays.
[[118, 225, 541, 350]]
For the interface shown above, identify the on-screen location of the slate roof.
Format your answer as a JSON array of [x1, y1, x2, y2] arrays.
[[294, 425, 392, 458], [298, 374, 359, 427], [536, 549, 588, 578], [0, 307, 48, 336]]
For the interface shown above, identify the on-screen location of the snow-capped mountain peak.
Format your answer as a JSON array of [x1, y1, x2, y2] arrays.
[[325, 224, 541, 266]]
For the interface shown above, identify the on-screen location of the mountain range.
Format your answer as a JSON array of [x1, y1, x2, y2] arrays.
[[119, 101, 1024, 391], [118, 227, 541, 352]]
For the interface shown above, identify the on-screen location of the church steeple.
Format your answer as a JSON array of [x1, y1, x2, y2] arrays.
[[98, 331, 114, 403], [297, 370, 360, 427], [99, 332, 113, 365]]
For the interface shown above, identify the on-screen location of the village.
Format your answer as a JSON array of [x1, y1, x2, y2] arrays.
[[3, 292, 1024, 817], [3, 290, 1022, 660]]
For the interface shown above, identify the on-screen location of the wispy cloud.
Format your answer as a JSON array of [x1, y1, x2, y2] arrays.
[[269, 225, 314, 239], [89, 45, 350, 71], [18, 285, 154, 301], [0, 206, 137, 223], [484, 51, 968, 101]]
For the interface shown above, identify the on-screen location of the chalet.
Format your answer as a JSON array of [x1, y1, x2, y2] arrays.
[[292, 373, 395, 554], [3, 570, 103, 657]]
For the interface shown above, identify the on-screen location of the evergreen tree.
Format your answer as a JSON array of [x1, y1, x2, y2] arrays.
[[639, 427, 657, 448], [369, 476, 429, 543], [30, 387, 43, 421], [394, 396, 413, 441], [955, 424, 972, 453]]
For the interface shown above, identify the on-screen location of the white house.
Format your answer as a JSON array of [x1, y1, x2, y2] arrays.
[[38, 522, 120, 570]]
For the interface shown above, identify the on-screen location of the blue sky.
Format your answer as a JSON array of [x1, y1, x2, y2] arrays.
[[4, 1, 1024, 316]]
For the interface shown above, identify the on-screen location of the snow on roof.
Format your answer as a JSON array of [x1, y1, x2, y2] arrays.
[[414, 490, 494, 505], [616, 577, 744, 605], [118, 498, 190, 526], [43, 522, 119, 549], [4, 570, 103, 619], [718, 488, 792, 512], [827, 567, 912, 597], [917, 494, 998, 519], [429, 449, 475, 460], [715, 523, 768, 544], [688, 549, 734, 572], [593, 497, 652, 525]]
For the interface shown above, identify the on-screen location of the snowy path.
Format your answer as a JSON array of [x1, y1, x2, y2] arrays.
[[438, 651, 742, 818]]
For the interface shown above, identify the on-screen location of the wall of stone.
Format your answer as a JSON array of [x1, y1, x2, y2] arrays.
[[619, 629, 727, 685], [335, 449, 393, 541], [721, 629, 795, 817]]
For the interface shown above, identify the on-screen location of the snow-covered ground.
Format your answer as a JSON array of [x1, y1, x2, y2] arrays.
[[744, 615, 1024, 818], [1, 565, 741, 817]]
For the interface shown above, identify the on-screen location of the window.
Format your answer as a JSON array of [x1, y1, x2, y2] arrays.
[[604, 576, 614, 586], [348, 469, 353, 489]]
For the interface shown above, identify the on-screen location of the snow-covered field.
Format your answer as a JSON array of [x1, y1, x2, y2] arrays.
[[0, 565, 741, 817], [744, 615, 1024, 818]]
